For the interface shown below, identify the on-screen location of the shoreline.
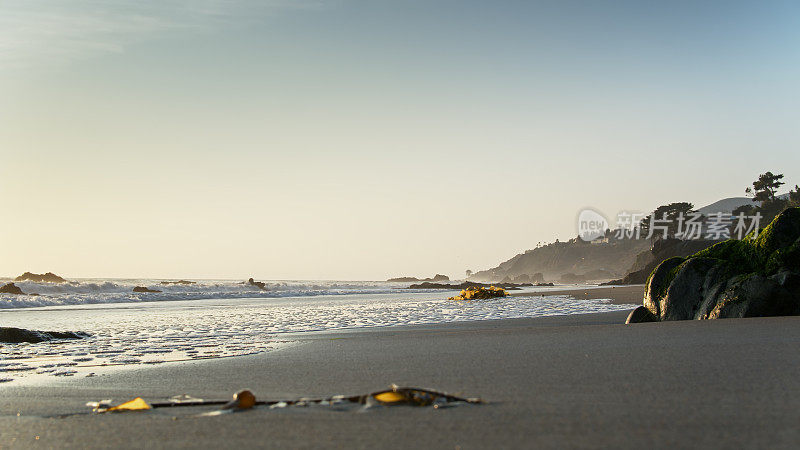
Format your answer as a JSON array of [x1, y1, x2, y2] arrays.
[[3, 310, 800, 448], [1, 287, 637, 386], [512, 284, 645, 305], [1, 308, 634, 387]]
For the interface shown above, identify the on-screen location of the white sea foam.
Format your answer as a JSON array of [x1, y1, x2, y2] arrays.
[[0, 279, 410, 309], [0, 289, 634, 384]]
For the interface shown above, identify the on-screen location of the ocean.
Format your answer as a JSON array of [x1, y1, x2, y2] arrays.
[[0, 279, 633, 384]]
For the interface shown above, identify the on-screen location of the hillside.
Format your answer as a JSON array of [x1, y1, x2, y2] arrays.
[[696, 197, 755, 215], [469, 237, 650, 283], [471, 196, 773, 284]]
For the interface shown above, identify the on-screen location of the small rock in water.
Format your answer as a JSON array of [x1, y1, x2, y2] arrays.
[[247, 278, 267, 290], [0, 327, 90, 344], [132, 286, 162, 293], [0, 283, 25, 295]]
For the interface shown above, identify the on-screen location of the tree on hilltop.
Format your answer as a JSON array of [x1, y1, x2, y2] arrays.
[[639, 202, 696, 238], [746, 171, 784, 203], [740, 172, 793, 224], [789, 185, 800, 207]]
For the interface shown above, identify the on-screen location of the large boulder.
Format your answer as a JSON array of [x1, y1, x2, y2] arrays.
[[625, 306, 656, 323], [628, 208, 800, 323]]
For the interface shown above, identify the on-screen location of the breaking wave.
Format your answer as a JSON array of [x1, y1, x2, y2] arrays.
[[0, 278, 412, 309]]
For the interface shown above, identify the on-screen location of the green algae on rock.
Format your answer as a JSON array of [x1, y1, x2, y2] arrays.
[[627, 207, 800, 323]]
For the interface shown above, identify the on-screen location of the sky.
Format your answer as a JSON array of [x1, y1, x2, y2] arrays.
[[1, 0, 799, 280]]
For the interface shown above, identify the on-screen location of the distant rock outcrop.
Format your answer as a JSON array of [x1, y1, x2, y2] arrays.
[[510, 274, 531, 283], [627, 208, 800, 323], [0, 283, 25, 295], [14, 272, 66, 283], [559, 273, 587, 284], [132, 286, 162, 293], [0, 327, 90, 344], [388, 274, 450, 283], [409, 281, 532, 290], [502, 274, 545, 283]]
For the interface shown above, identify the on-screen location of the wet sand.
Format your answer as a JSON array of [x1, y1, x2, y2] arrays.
[[3, 310, 800, 448], [513, 284, 646, 305]]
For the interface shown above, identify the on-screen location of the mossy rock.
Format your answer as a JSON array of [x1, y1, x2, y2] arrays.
[[634, 207, 800, 322], [625, 306, 657, 324], [642, 256, 685, 317]]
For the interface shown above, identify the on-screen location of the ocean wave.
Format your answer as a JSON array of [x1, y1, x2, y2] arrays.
[[0, 279, 411, 309], [0, 293, 632, 384]]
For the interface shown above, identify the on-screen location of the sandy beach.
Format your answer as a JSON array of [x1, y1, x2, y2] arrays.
[[512, 285, 646, 305], [5, 0, 799, 448], [3, 306, 800, 449]]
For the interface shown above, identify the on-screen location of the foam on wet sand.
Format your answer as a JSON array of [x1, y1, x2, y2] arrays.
[[2, 311, 799, 448], [0, 288, 633, 383]]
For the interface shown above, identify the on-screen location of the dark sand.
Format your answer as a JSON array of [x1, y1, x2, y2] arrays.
[[3, 310, 800, 449], [513, 284, 646, 305]]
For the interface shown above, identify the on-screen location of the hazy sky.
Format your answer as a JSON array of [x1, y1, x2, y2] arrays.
[[1, 0, 799, 280]]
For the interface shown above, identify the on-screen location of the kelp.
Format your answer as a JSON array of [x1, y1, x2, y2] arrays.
[[106, 397, 151, 412], [91, 385, 481, 414], [448, 286, 507, 300]]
